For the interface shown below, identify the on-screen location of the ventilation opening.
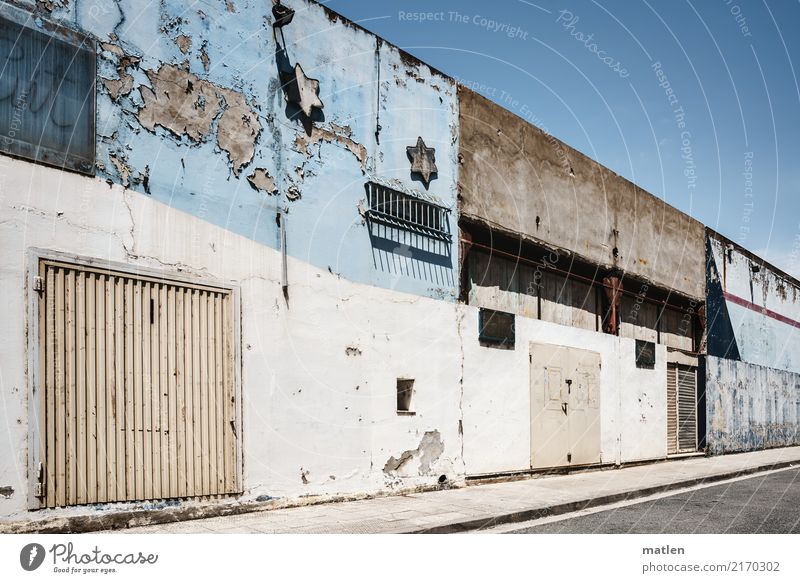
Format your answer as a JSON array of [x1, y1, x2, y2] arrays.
[[396, 379, 415, 414]]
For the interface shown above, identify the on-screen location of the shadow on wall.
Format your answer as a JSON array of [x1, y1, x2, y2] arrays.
[[368, 223, 454, 288], [274, 20, 325, 134], [363, 181, 455, 288]]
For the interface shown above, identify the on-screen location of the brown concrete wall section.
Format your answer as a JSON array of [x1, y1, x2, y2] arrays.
[[458, 86, 705, 300]]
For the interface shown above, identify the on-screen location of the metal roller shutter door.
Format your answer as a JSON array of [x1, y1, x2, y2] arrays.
[[34, 259, 239, 508]]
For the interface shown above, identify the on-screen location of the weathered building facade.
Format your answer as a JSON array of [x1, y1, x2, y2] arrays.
[[458, 87, 705, 475], [705, 230, 800, 453], [1, 0, 462, 520], [0, 0, 796, 527]]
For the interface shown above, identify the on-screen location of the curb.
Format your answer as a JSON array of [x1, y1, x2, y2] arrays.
[[404, 460, 800, 534]]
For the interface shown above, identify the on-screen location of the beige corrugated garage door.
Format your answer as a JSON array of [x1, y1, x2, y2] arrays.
[[34, 259, 240, 508]]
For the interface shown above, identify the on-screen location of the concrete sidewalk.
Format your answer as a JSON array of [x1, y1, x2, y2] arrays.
[[105, 446, 800, 534]]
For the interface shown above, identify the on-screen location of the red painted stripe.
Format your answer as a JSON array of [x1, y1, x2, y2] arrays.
[[723, 291, 800, 330]]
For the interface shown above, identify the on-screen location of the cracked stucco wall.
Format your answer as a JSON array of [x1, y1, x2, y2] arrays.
[[1, 0, 464, 518], [0, 155, 464, 517]]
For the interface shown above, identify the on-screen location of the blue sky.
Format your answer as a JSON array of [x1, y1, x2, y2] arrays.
[[324, 0, 800, 277]]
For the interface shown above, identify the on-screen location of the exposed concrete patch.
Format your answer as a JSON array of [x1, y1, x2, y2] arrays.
[[293, 124, 367, 171], [384, 431, 445, 476], [137, 63, 261, 175], [139, 63, 219, 140], [100, 42, 124, 58], [199, 43, 210, 72], [0, 486, 13, 498], [101, 50, 140, 101], [175, 34, 192, 54], [247, 168, 278, 194], [36, 0, 68, 11], [216, 91, 260, 176], [108, 152, 132, 187]]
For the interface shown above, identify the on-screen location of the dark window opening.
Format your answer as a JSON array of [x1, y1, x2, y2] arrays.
[[396, 379, 415, 414], [478, 308, 515, 348], [635, 340, 656, 369]]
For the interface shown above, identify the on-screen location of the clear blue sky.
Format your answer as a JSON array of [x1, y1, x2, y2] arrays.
[[323, 0, 800, 278]]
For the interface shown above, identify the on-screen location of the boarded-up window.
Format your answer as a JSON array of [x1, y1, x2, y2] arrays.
[[666, 364, 697, 455], [0, 15, 95, 174], [33, 259, 239, 508]]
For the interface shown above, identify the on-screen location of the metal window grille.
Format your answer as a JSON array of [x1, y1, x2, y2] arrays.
[[364, 181, 451, 241]]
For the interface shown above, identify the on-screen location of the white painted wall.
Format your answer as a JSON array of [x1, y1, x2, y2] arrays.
[[460, 305, 668, 476], [0, 157, 463, 517]]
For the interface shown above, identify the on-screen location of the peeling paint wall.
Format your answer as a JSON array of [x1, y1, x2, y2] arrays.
[[0, 0, 462, 518], [0, 157, 463, 518], [16, 0, 459, 301], [706, 356, 800, 454], [458, 86, 705, 301]]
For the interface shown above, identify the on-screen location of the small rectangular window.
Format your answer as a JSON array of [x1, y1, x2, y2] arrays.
[[635, 339, 656, 369], [396, 379, 415, 414]]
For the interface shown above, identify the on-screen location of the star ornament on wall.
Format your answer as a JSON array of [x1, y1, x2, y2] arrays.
[[406, 137, 438, 186], [283, 63, 324, 118]]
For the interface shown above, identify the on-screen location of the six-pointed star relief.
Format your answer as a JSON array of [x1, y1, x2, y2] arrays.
[[406, 137, 437, 185], [286, 63, 324, 118]]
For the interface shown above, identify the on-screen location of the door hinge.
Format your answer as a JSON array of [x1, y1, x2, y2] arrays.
[[32, 276, 44, 293], [34, 462, 44, 497]]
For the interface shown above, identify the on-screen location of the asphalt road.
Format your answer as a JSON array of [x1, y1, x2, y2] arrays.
[[507, 468, 800, 534]]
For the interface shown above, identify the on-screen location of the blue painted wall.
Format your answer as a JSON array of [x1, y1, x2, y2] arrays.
[[20, 0, 459, 301]]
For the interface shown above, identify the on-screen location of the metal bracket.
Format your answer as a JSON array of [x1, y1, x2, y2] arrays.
[[32, 276, 44, 293]]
